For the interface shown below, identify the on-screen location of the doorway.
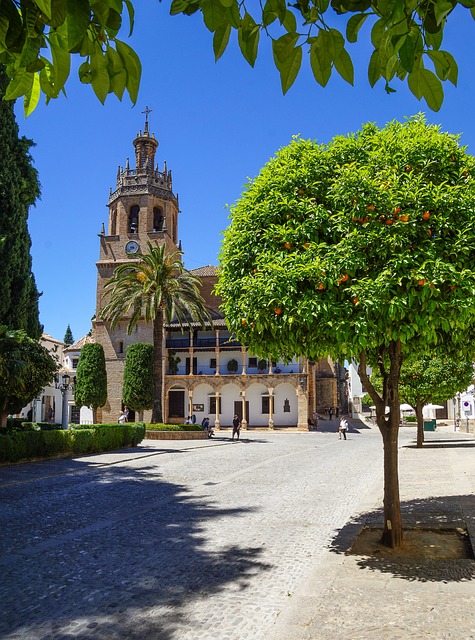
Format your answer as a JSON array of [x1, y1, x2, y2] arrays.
[[234, 400, 249, 423], [169, 389, 185, 419]]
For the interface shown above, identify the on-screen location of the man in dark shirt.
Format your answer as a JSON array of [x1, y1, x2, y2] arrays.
[[232, 415, 241, 440]]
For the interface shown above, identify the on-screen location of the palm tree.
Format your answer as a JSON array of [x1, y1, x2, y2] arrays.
[[100, 243, 211, 423]]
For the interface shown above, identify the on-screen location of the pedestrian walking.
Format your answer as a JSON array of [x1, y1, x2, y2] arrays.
[[123, 406, 129, 422], [232, 415, 241, 440], [335, 407, 339, 418], [339, 416, 348, 440], [329, 407, 333, 420], [313, 411, 318, 429]]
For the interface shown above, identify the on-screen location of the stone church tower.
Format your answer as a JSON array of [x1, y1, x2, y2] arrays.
[[93, 114, 179, 422]]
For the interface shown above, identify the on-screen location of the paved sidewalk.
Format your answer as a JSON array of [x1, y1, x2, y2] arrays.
[[273, 425, 475, 639]]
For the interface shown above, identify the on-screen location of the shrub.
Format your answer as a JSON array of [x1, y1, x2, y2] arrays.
[[0, 422, 146, 464], [227, 359, 238, 372], [37, 422, 63, 431], [145, 423, 204, 432]]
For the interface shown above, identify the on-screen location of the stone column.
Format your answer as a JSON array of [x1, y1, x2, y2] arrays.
[[188, 391, 193, 420], [163, 387, 169, 424], [241, 346, 247, 375], [295, 385, 308, 431], [241, 390, 248, 430], [268, 388, 275, 430], [189, 329, 194, 376], [215, 329, 220, 375], [214, 391, 221, 430]]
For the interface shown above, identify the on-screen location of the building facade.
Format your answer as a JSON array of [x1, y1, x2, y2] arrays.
[[92, 118, 342, 429]]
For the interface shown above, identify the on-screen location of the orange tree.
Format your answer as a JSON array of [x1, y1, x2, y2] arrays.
[[370, 354, 474, 447], [217, 115, 475, 548], [399, 355, 473, 447]]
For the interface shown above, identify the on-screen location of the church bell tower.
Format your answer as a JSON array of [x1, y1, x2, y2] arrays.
[[93, 110, 180, 422]]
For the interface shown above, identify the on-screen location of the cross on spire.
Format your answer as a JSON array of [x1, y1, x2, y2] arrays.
[[142, 105, 152, 124]]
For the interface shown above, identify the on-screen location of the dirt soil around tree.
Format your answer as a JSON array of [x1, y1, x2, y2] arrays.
[[350, 525, 474, 560]]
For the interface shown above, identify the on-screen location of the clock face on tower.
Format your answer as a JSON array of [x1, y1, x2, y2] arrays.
[[125, 240, 140, 254]]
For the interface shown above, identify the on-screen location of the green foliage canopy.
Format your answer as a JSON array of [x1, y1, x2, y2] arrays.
[[0, 0, 471, 114], [399, 355, 474, 407], [0, 326, 58, 424], [217, 115, 475, 546], [217, 116, 475, 369], [74, 342, 108, 412], [122, 342, 153, 412], [0, 0, 140, 116], [0, 67, 41, 338]]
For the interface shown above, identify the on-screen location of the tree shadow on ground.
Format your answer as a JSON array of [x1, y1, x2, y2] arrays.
[[313, 421, 340, 434], [0, 457, 272, 639], [327, 495, 475, 583]]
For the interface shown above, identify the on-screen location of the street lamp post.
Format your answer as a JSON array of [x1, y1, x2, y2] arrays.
[[55, 373, 74, 430]]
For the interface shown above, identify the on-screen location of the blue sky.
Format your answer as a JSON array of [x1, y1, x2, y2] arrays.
[[15, 3, 475, 343]]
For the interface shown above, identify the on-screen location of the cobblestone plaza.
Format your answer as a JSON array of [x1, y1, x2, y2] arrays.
[[1, 422, 474, 639]]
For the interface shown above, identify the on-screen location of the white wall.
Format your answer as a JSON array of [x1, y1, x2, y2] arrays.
[[273, 383, 298, 426]]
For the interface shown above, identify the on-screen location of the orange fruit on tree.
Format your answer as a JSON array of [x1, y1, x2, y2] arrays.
[[399, 214, 409, 222], [303, 242, 310, 249], [317, 283, 324, 290], [393, 206, 401, 214], [418, 279, 426, 286], [385, 219, 393, 225], [353, 297, 359, 304], [284, 242, 291, 250], [338, 273, 349, 283], [241, 319, 247, 325], [422, 211, 431, 220], [366, 204, 375, 211], [274, 308, 283, 315]]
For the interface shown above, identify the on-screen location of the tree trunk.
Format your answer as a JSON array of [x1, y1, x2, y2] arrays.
[[0, 412, 7, 429], [358, 340, 404, 548], [380, 414, 403, 547], [415, 400, 424, 448], [152, 309, 164, 423]]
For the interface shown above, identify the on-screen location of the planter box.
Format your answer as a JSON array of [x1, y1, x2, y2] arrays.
[[145, 430, 208, 440]]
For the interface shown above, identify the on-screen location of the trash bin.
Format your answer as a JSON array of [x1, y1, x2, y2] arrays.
[[423, 419, 437, 431]]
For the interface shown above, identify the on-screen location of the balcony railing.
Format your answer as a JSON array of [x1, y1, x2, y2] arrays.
[[166, 337, 242, 349], [166, 339, 190, 348]]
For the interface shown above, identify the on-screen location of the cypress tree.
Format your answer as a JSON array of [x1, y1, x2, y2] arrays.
[[63, 324, 74, 346], [0, 67, 42, 338], [122, 343, 154, 419], [74, 343, 108, 423]]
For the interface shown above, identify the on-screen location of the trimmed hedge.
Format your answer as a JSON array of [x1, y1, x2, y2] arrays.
[[0, 422, 146, 464], [145, 423, 204, 432]]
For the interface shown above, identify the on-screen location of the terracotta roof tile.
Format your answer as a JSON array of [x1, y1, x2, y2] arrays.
[[64, 334, 94, 351]]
